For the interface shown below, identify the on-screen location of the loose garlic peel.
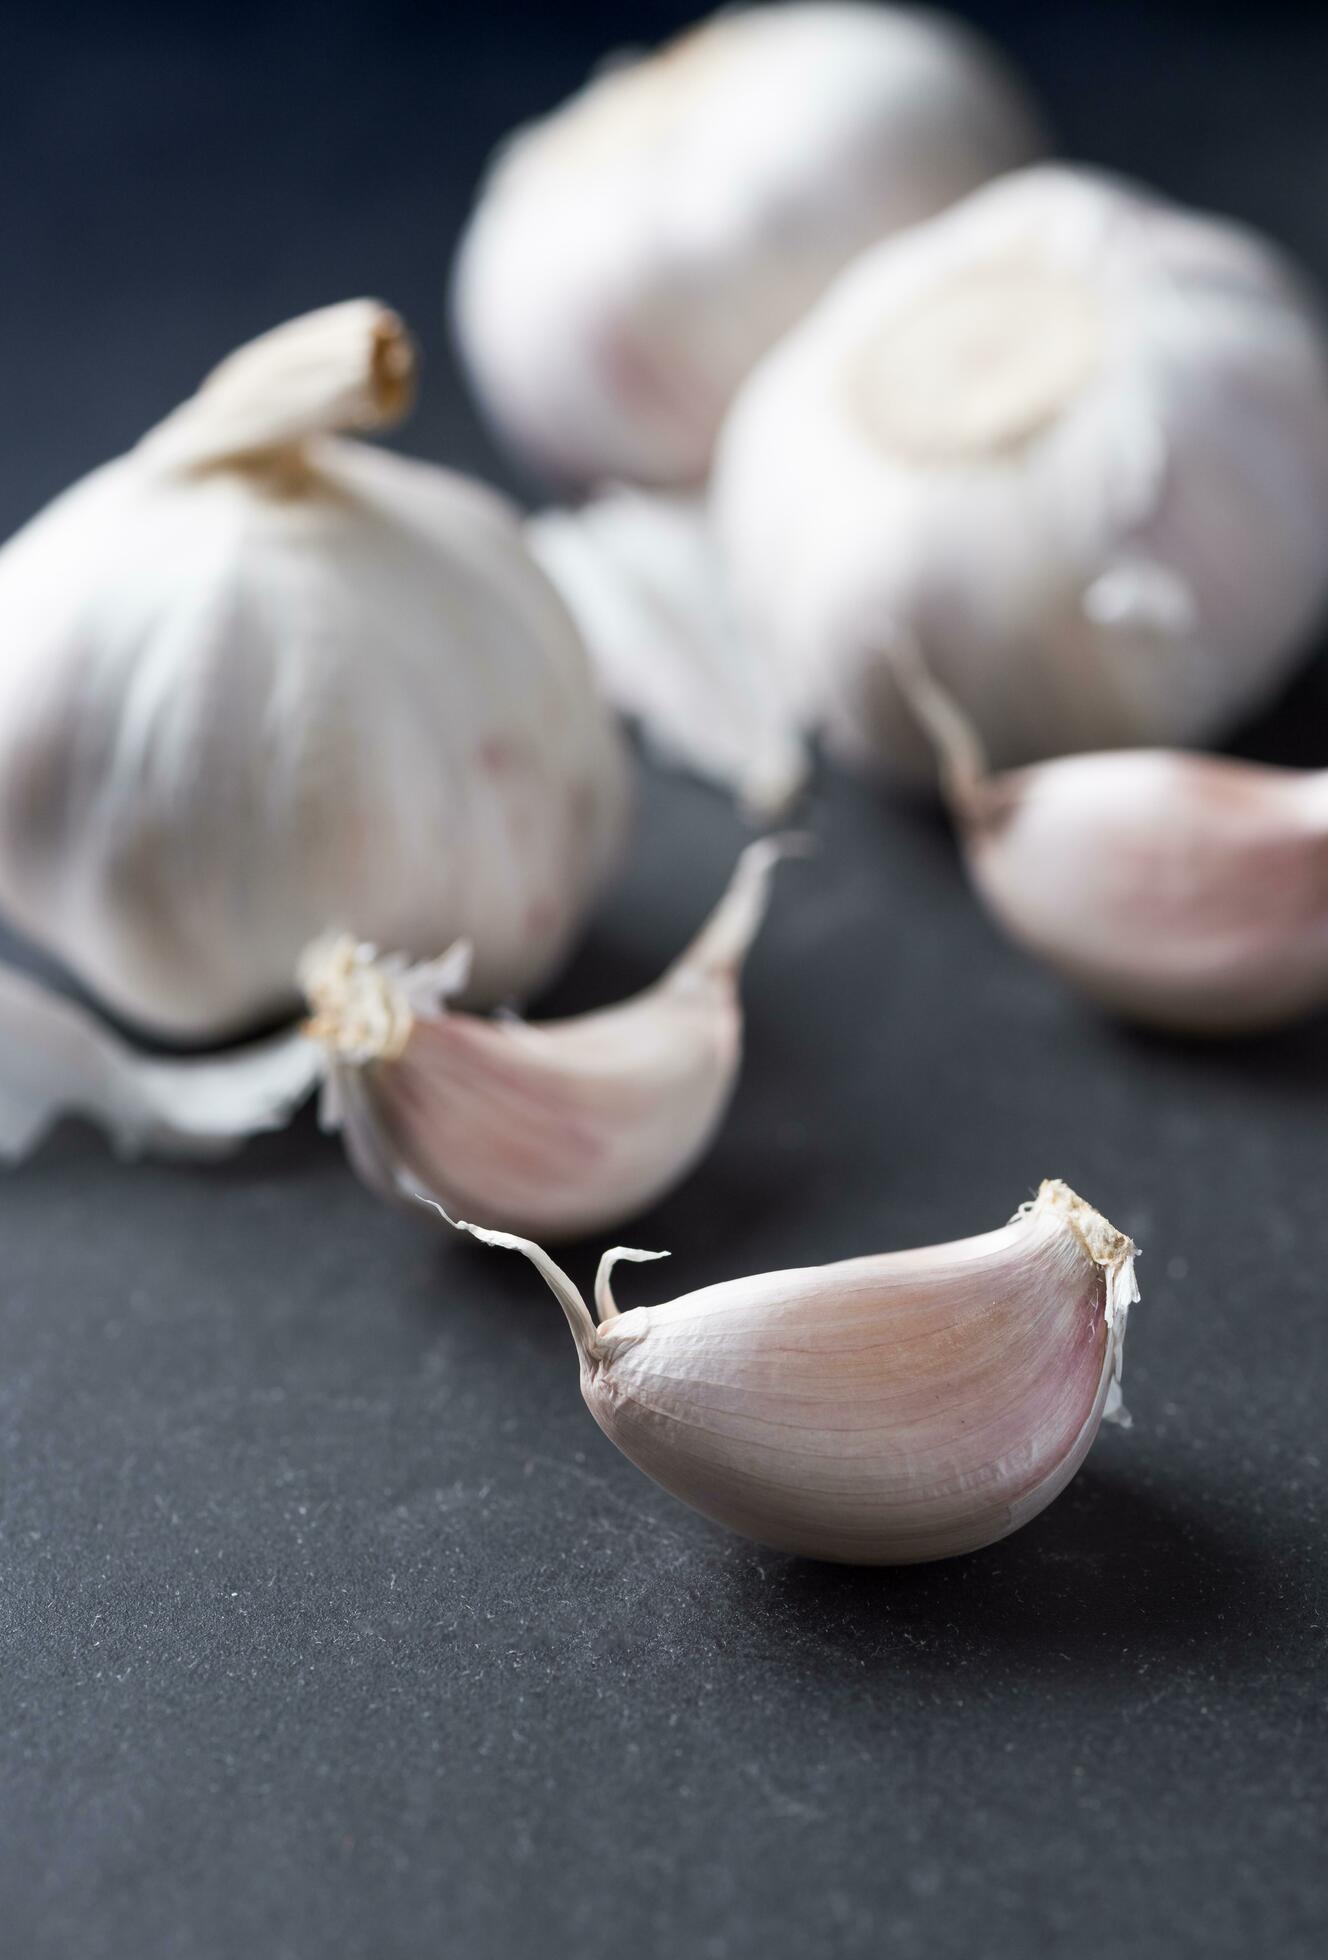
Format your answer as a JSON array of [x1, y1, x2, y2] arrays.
[[892, 637, 1328, 1033], [300, 839, 800, 1241], [444, 1181, 1139, 1566], [0, 299, 628, 1044], [453, 3, 1043, 487]]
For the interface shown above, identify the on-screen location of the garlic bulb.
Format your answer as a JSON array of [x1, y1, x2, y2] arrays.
[[301, 839, 797, 1239], [445, 1180, 1140, 1565], [452, 3, 1043, 487], [0, 301, 628, 1041], [0, 961, 318, 1162], [893, 638, 1328, 1033], [709, 164, 1328, 782]]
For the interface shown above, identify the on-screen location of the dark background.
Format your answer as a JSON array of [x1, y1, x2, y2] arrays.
[[2, 3, 1325, 1956]]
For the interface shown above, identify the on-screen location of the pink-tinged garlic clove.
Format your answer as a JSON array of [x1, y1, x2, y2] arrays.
[[445, 1179, 1140, 1566], [891, 636, 1328, 1033], [300, 839, 800, 1240]]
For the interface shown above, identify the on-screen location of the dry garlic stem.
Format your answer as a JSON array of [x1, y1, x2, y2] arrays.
[[452, 3, 1042, 485], [893, 638, 1328, 1032], [301, 840, 800, 1240], [0, 299, 628, 1042], [446, 1181, 1140, 1565]]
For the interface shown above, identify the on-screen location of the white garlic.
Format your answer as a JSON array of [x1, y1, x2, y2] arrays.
[[452, 3, 1042, 487], [0, 301, 629, 1042], [706, 164, 1328, 783], [0, 961, 318, 1162], [446, 1179, 1139, 1565], [893, 637, 1328, 1033], [300, 839, 797, 1240]]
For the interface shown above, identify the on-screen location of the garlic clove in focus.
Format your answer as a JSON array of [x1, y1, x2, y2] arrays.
[[0, 959, 318, 1162], [452, 3, 1043, 487], [892, 637, 1328, 1033], [710, 164, 1328, 783], [445, 1180, 1140, 1566], [0, 300, 629, 1041], [300, 839, 800, 1240]]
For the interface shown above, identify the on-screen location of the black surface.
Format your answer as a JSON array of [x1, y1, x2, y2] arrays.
[[2, 5, 1326, 1956]]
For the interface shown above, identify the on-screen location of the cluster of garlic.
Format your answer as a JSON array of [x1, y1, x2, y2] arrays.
[[0, 4, 1185, 1574], [452, 2, 1043, 485]]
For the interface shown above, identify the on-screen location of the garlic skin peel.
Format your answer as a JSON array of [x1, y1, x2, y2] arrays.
[[301, 839, 796, 1241], [448, 1181, 1139, 1566], [894, 643, 1328, 1034], [452, 3, 1042, 487], [0, 301, 628, 1040], [711, 165, 1328, 780]]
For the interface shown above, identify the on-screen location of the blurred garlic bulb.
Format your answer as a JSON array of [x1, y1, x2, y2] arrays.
[[710, 164, 1328, 782], [452, 3, 1043, 487], [447, 1179, 1140, 1564], [301, 839, 796, 1240], [894, 639, 1328, 1033], [0, 301, 628, 1041]]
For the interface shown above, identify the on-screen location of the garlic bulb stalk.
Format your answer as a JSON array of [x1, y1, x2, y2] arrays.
[[445, 1180, 1140, 1565], [452, 3, 1043, 487], [0, 962, 318, 1162], [893, 638, 1328, 1033], [708, 165, 1328, 783], [300, 839, 800, 1240], [0, 301, 628, 1041]]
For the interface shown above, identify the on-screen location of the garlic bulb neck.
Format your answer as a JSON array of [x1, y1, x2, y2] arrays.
[[299, 934, 418, 1064], [140, 299, 416, 474]]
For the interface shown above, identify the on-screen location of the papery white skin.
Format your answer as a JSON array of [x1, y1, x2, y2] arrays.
[[527, 489, 807, 814], [452, 2, 1042, 487], [446, 1180, 1139, 1566], [0, 961, 319, 1162], [0, 301, 628, 1041], [710, 164, 1328, 782], [893, 639, 1328, 1033], [301, 839, 797, 1240]]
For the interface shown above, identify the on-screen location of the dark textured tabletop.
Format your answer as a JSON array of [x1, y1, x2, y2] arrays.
[[2, 4, 1325, 1955]]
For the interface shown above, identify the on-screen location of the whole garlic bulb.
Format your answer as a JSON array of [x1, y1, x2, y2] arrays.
[[712, 165, 1328, 780], [0, 302, 629, 1040], [447, 1180, 1140, 1565], [452, 3, 1043, 487]]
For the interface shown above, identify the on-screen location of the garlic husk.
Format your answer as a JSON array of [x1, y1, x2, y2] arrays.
[[893, 638, 1328, 1033], [447, 1180, 1139, 1566], [452, 3, 1043, 487], [709, 164, 1328, 783], [0, 960, 318, 1162], [301, 839, 798, 1240], [0, 301, 629, 1041], [526, 488, 807, 815]]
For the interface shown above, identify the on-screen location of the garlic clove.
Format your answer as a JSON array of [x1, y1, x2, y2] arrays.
[[891, 635, 1328, 1033], [0, 959, 319, 1162], [526, 487, 808, 816], [301, 838, 801, 1240], [452, 4, 1043, 487], [445, 1179, 1140, 1566]]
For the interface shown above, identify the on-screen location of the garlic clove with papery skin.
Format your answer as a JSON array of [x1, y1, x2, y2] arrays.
[[443, 1180, 1140, 1566], [300, 839, 800, 1241], [452, 3, 1043, 488], [708, 164, 1328, 785], [891, 637, 1328, 1033], [0, 300, 629, 1042]]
